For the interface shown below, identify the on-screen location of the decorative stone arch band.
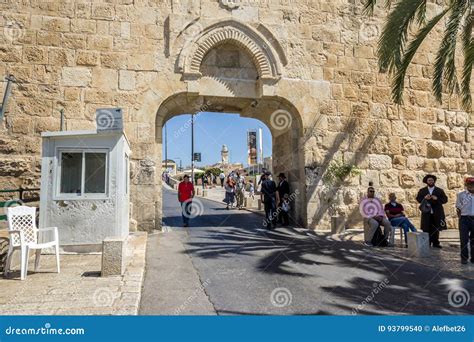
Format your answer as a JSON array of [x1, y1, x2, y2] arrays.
[[178, 20, 284, 81]]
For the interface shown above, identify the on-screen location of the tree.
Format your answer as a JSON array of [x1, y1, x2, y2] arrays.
[[364, 0, 473, 111]]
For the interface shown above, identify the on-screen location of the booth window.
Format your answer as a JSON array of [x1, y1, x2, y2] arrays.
[[58, 150, 108, 197]]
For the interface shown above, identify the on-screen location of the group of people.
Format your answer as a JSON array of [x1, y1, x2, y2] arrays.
[[223, 170, 249, 210], [363, 174, 474, 265]]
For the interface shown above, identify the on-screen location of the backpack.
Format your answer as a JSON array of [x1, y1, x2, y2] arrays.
[[371, 226, 388, 247]]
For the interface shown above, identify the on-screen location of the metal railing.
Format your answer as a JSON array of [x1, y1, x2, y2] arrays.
[[0, 188, 40, 221]]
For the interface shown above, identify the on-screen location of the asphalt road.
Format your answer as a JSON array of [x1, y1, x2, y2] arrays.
[[140, 187, 474, 315]]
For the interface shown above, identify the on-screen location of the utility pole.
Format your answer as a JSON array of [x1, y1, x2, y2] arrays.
[[191, 113, 195, 184]]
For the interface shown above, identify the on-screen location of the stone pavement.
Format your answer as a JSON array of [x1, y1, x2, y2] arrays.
[[333, 229, 474, 280], [0, 232, 147, 315], [139, 230, 216, 315]]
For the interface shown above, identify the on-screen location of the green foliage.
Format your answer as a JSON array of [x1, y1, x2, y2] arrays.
[[322, 161, 361, 186], [205, 167, 223, 177], [194, 172, 204, 182], [364, 0, 473, 112]]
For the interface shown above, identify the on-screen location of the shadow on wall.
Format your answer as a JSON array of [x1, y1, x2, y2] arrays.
[[305, 117, 384, 229], [170, 216, 473, 315]]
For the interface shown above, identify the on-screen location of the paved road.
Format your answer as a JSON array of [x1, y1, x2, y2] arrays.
[[140, 187, 474, 315]]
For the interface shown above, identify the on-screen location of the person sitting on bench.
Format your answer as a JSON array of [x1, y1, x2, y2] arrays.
[[363, 187, 395, 247], [384, 193, 417, 247]]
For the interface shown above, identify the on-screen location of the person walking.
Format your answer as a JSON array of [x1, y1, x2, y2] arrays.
[[248, 180, 255, 200], [219, 171, 225, 187], [456, 177, 474, 264], [178, 175, 195, 227], [276, 173, 290, 226], [235, 171, 246, 209], [260, 171, 279, 229], [416, 174, 448, 248], [224, 176, 236, 210]]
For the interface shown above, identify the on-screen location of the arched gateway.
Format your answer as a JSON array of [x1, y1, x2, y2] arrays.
[[152, 19, 307, 229]]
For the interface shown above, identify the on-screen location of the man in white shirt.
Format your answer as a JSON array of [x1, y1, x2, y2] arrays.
[[456, 177, 474, 264]]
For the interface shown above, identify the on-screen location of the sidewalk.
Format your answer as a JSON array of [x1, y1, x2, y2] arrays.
[[329, 229, 474, 280], [0, 232, 147, 315]]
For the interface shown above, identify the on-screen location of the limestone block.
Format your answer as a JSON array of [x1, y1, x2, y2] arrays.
[[71, 19, 96, 34], [119, 70, 136, 90], [426, 141, 443, 158], [391, 121, 408, 136], [407, 232, 430, 258], [76, 51, 100, 66], [439, 158, 457, 172], [368, 154, 392, 170], [423, 159, 438, 172], [23, 46, 48, 64], [87, 35, 113, 51], [443, 142, 460, 158], [61, 67, 91, 87], [432, 125, 450, 141], [400, 171, 416, 188], [42, 16, 70, 32], [392, 155, 406, 170], [447, 173, 463, 189], [101, 237, 126, 277], [401, 138, 417, 156], [406, 156, 424, 170], [450, 127, 466, 142], [37, 31, 61, 46], [92, 4, 115, 20], [92, 68, 118, 91], [408, 121, 432, 139]]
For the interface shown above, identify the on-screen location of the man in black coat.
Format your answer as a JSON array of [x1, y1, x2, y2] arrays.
[[416, 174, 448, 248], [276, 173, 290, 226], [260, 171, 279, 229]]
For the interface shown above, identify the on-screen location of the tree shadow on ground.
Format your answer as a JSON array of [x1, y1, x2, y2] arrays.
[[168, 213, 474, 315]]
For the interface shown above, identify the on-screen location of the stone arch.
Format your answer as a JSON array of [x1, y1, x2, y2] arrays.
[[178, 20, 284, 82], [154, 92, 307, 228]]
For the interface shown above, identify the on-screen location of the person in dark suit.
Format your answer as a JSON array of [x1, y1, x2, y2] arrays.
[[416, 175, 448, 248], [276, 173, 290, 226], [260, 172, 279, 229]]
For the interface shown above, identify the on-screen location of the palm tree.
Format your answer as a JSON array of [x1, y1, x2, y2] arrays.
[[364, 0, 473, 111]]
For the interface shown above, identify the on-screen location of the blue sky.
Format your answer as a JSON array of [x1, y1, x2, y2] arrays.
[[162, 112, 272, 168]]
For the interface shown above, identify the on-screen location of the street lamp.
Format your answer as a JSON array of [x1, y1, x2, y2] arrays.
[[0, 75, 16, 120]]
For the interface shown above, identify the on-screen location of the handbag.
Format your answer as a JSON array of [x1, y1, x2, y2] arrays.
[[419, 199, 432, 214]]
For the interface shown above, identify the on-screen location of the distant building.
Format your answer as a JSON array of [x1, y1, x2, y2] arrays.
[[162, 159, 177, 175], [221, 144, 229, 165]]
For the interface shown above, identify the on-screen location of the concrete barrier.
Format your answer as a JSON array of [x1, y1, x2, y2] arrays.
[[102, 236, 126, 277], [202, 190, 208, 197], [407, 232, 430, 258]]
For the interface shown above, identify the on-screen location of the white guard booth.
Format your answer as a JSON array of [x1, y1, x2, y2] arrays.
[[39, 130, 131, 252]]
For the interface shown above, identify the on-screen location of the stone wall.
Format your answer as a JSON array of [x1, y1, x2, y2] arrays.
[[0, 0, 472, 231]]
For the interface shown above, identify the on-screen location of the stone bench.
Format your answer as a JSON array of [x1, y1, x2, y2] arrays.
[[102, 236, 127, 277], [407, 232, 430, 258]]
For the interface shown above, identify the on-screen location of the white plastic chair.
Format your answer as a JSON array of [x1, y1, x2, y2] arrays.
[[5, 206, 60, 280]]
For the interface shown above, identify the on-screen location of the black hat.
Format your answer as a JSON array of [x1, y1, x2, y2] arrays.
[[278, 173, 286, 178], [423, 174, 437, 184]]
